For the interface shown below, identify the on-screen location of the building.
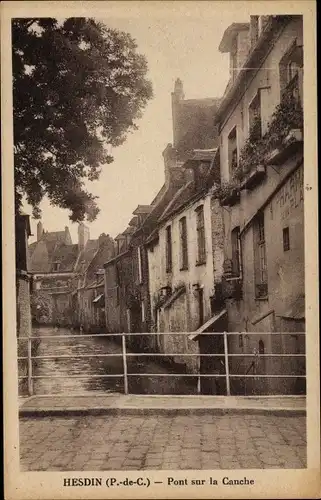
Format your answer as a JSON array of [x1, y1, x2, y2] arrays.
[[29, 221, 114, 330], [29, 222, 79, 326], [215, 15, 305, 394], [75, 232, 115, 332], [146, 148, 228, 393], [104, 81, 222, 356]]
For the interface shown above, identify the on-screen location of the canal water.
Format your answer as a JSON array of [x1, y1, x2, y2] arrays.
[[19, 326, 198, 396]]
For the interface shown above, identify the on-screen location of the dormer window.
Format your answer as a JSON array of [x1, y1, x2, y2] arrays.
[[52, 261, 60, 272]]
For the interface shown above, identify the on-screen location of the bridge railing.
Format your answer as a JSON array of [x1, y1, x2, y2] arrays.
[[17, 331, 306, 397]]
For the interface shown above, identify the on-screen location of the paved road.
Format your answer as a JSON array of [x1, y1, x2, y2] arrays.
[[20, 413, 306, 471]]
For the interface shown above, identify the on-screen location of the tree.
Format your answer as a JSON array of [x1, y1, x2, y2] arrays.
[[12, 18, 153, 221]]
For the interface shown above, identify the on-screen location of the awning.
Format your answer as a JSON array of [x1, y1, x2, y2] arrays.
[[188, 309, 227, 340], [93, 293, 104, 304], [278, 295, 305, 320]]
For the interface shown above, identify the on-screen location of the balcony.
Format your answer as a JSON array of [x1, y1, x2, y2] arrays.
[[265, 128, 303, 166], [237, 74, 303, 186], [240, 165, 266, 191]]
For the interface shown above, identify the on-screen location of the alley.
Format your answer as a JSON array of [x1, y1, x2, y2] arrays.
[[20, 413, 306, 471]]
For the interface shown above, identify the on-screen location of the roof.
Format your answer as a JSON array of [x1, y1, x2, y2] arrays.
[[74, 239, 99, 273], [123, 226, 135, 236], [219, 23, 250, 52], [215, 16, 291, 125], [158, 181, 196, 223], [187, 148, 218, 162], [115, 233, 126, 241], [51, 243, 79, 272], [162, 286, 186, 310], [29, 239, 78, 273], [129, 216, 139, 227], [133, 205, 153, 215], [189, 309, 227, 340], [83, 237, 115, 287], [278, 295, 305, 320]]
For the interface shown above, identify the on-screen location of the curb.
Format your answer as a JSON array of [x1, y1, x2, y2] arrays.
[[19, 406, 307, 418]]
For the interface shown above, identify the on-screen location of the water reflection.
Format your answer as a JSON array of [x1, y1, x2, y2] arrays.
[[19, 326, 197, 396]]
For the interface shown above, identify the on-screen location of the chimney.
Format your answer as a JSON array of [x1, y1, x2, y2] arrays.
[[171, 78, 185, 149], [78, 222, 89, 252], [37, 221, 43, 241]]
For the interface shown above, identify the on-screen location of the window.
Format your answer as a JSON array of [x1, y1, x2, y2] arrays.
[[195, 206, 206, 265], [254, 212, 268, 298], [137, 246, 143, 283], [231, 226, 241, 277], [179, 217, 188, 270], [283, 227, 290, 251], [165, 225, 172, 273], [52, 261, 60, 271], [228, 127, 238, 176], [249, 92, 262, 140], [279, 41, 303, 97]]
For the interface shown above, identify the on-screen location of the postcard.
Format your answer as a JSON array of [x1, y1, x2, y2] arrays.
[[2, 1, 320, 499]]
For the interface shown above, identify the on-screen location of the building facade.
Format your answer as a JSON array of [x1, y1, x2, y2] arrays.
[[215, 15, 305, 394]]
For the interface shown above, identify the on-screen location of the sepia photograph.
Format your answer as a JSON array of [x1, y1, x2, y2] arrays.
[[2, 1, 319, 499]]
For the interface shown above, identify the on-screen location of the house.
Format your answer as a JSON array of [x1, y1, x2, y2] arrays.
[[104, 80, 222, 355], [146, 148, 228, 394], [29, 222, 79, 326], [29, 221, 115, 330], [75, 232, 115, 332], [215, 15, 305, 395]]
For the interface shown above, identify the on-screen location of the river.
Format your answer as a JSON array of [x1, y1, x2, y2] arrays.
[[18, 326, 198, 396]]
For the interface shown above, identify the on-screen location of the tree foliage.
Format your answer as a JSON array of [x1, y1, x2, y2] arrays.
[[12, 18, 153, 221]]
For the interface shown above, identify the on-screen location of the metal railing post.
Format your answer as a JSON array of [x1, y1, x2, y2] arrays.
[[223, 331, 231, 396], [27, 336, 33, 396], [122, 333, 129, 395]]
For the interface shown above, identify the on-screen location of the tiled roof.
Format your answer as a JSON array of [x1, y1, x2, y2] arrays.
[[75, 239, 99, 273], [158, 181, 198, 223], [84, 238, 114, 287], [51, 244, 79, 272], [133, 205, 152, 215], [43, 231, 66, 242]]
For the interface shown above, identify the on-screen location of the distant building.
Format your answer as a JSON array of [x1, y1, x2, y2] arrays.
[[215, 15, 305, 394], [29, 222, 115, 330]]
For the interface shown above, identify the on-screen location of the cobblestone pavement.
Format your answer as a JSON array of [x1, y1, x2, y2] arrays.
[[20, 414, 306, 471]]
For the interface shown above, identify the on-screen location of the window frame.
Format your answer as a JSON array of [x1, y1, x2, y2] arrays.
[[231, 226, 242, 277], [254, 212, 268, 299], [227, 125, 238, 177], [179, 216, 188, 271], [137, 245, 143, 283], [165, 225, 173, 273], [195, 205, 206, 266], [283, 227, 290, 252], [248, 91, 262, 140]]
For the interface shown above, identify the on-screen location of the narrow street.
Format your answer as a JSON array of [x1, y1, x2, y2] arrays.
[[19, 326, 198, 396], [19, 413, 307, 471]]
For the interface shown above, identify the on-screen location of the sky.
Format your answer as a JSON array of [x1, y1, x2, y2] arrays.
[[25, 9, 249, 243]]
